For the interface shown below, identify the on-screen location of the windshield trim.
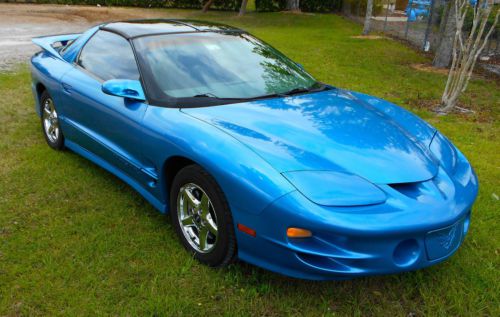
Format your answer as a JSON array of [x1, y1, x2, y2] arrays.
[[156, 86, 334, 109]]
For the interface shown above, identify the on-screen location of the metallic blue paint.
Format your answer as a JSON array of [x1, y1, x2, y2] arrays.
[[32, 33, 80, 60], [102, 79, 146, 101], [182, 90, 438, 184], [282, 171, 387, 206], [30, 21, 478, 280], [62, 26, 99, 63]]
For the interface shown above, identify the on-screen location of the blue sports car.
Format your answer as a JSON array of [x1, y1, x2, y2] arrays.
[[31, 20, 478, 280]]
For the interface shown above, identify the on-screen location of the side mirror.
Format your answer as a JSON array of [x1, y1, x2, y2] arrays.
[[102, 79, 145, 101]]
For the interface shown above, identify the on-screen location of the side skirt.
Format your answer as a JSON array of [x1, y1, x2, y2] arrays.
[[65, 139, 167, 213]]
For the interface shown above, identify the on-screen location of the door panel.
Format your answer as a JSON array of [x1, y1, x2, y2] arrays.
[[59, 67, 148, 183], [57, 29, 152, 187]]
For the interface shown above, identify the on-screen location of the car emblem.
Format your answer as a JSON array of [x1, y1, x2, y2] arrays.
[[438, 225, 457, 250]]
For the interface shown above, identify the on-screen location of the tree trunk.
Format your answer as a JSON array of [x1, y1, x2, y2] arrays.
[[433, 1, 457, 67], [342, 0, 351, 15], [430, 0, 443, 27], [395, 0, 407, 11], [438, 0, 499, 113], [202, 0, 215, 13], [286, 0, 300, 11], [239, 0, 249, 16], [363, 0, 374, 35]]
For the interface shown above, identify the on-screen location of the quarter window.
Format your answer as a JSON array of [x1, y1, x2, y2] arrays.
[[78, 30, 140, 81]]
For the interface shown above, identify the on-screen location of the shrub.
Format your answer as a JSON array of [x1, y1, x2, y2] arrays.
[[343, 0, 384, 16], [301, 0, 342, 12], [463, 4, 499, 36], [255, 0, 342, 12], [254, 0, 286, 12], [17, 0, 243, 11]]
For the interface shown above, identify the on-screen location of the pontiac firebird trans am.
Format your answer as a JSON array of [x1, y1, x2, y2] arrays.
[[30, 20, 478, 280]]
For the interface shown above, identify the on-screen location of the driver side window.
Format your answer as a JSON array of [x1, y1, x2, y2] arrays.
[[78, 30, 140, 81]]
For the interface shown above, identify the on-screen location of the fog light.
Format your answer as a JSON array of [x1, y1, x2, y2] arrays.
[[393, 239, 420, 267], [287, 227, 312, 238]]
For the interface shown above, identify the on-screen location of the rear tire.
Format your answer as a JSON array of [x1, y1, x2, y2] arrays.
[[170, 164, 237, 267], [40, 90, 64, 150]]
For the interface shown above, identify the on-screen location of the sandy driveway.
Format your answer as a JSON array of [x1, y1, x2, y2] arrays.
[[0, 4, 196, 71]]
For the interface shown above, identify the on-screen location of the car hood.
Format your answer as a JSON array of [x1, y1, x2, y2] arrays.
[[181, 89, 438, 184]]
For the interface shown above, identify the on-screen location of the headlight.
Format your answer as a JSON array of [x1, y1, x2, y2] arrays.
[[282, 171, 386, 207], [429, 132, 457, 174]]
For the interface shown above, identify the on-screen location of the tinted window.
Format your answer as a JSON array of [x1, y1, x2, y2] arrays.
[[134, 32, 317, 101], [78, 31, 140, 81]]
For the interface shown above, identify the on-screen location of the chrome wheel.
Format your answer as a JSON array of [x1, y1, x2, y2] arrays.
[[42, 98, 60, 143], [177, 183, 218, 253]]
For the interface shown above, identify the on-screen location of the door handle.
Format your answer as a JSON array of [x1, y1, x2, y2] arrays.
[[62, 82, 72, 94]]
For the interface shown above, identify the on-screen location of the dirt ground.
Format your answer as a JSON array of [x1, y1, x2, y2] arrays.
[[0, 3, 195, 71]]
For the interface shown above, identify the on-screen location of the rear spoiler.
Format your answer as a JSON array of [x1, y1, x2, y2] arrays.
[[32, 33, 81, 60]]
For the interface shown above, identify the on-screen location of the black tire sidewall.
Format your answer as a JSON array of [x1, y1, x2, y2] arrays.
[[169, 165, 236, 267], [40, 90, 64, 150]]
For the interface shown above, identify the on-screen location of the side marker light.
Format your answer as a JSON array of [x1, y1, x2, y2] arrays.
[[238, 223, 256, 237]]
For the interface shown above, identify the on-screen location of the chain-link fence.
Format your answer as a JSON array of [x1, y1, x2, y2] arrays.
[[343, 0, 499, 72]]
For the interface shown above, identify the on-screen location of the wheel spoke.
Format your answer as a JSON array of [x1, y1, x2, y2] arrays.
[[177, 183, 219, 254], [41, 98, 61, 143], [181, 215, 194, 227], [182, 193, 190, 215], [206, 220, 217, 236], [183, 188, 200, 208], [200, 195, 210, 218], [198, 227, 208, 251]]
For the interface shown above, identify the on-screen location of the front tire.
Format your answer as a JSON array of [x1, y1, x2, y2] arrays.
[[40, 90, 64, 150], [170, 165, 237, 267]]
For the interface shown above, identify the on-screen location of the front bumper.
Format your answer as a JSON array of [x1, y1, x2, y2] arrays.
[[234, 166, 478, 280]]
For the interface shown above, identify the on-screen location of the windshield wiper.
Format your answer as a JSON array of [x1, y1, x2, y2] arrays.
[[282, 87, 310, 96], [193, 93, 219, 98], [193, 93, 254, 101], [190, 83, 332, 102], [282, 83, 331, 96], [246, 92, 286, 100], [193, 92, 285, 102]]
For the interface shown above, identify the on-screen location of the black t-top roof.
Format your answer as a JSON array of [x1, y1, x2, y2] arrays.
[[100, 19, 242, 39]]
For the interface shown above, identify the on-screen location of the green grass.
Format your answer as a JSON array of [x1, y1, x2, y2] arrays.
[[1, 10, 499, 316]]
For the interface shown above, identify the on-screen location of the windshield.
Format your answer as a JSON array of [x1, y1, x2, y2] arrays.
[[133, 32, 319, 106]]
